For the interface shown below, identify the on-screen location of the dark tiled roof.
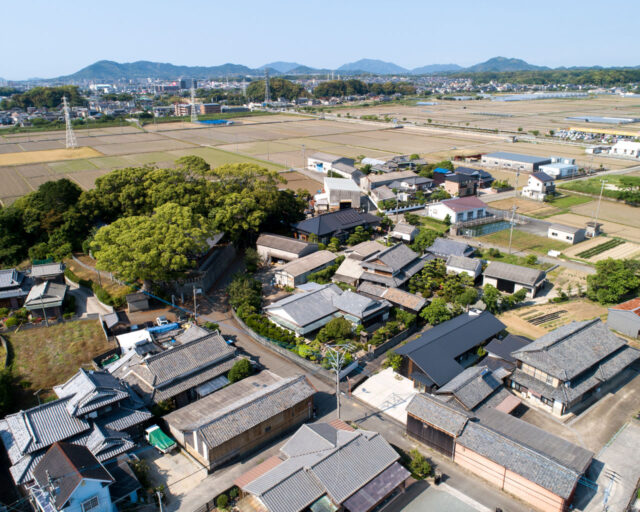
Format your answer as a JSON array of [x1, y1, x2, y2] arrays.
[[406, 393, 469, 436], [454, 167, 492, 179], [531, 171, 554, 182], [512, 319, 632, 380], [397, 311, 505, 387], [54, 369, 130, 416], [485, 334, 531, 363], [293, 209, 380, 237], [427, 238, 474, 258], [446, 255, 482, 273], [435, 366, 504, 410], [33, 442, 113, 510]]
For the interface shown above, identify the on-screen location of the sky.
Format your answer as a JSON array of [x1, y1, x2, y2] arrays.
[[2, 0, 640, 80]]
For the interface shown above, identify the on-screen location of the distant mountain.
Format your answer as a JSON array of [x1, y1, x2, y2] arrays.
[[411, 63, 463, 74], [60, 60, 257, 80], [260, 61, 304, 73], [464, 57, 549, 73], [337, 59, 408, 75]]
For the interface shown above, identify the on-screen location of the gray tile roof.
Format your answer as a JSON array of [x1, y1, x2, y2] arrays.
[[446, 255, 482, 273], [243, 424, 400, 512], [427, 238, 474, 258], [293, 209, 381, 237], [346, 241, 385, 261], [484, 334, 531, 363], [406, 393, 470, 436], [435, 366, 504, 410], [277, 251, 337, 277], [331, 290, 390, 320], [392, 223, 419, 236], [361, 244, 419, 274], [139, 331, 236, 388], [483, 261, 546, 287], [532, 171, 554, 182], [257, 233, 318, 255], [356, 282, 426, 312], [24, 281, 67, 308], [53, 369, 130, 416], [30, 262, 64, 278], [97, 407, 152, 432], [512, 319, 633, 380], [175, 324, 211, 345], [83, 425, 136, 462], [456, 420, 584, 499], [360, 252, 427, 288], [342, 461, 410, 512], [265, 284, 342, 328], [397, 311, 506, 387], [188, 375, 315, 449]]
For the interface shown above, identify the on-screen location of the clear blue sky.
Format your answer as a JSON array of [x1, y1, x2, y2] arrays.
[[2, 0, 639, 80]]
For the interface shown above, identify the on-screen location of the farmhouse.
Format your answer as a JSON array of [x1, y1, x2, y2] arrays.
[[390, 222, 419, 242], [509, 319, 640, 416], [443, 173, 476, 197], [265, 284, 390, 335], [396, 310, 506, 391], [547, 224, 585, 244], [0, 369, 151, 487], [30, 262, 65, 284], [426, 238, 475, 259], [480, 152, 551, 172], [358, 243, 427, 288], [112, 331, 241, 406], [357, 281, 427, 313], [406, 394, 593, 512], [484, 333, 532, 371], [445, 255, 482, 279], [607, 297, 640, 338], [274, 250, 337, 288], [163, 372, 315, 471], [0, 268, 31, 309], [425, 196, 488, 223], [314, 177, 361, 212], [256, 233, 318, 263], [292, 209, 381, 244], [453, 166, 494, 188], [360, 170, 422, 193], [521, 171, 555, 201], [23, 281, 67, 318], [483, 261, 546, 298], [307, 152, 355, 172], [236, 420, 409, 512], [332, 241, 384, 286]]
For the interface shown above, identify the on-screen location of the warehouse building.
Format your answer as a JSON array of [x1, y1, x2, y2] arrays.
[[314, 177, 361, 212], [483, 261, 546, 298], [608, 298, 640, 338], [256, 234, 318, 263], [274, 250, 337, 288], [539, 157, 579, 178], [481, 152, 551, 172]]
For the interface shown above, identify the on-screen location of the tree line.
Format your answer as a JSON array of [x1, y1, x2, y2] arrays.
[[452, 68, 640, 87], [0, 86, 85, 109], [313, 79, 416, 98]]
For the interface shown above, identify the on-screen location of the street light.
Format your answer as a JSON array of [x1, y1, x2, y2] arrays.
[[326, 344, 354, 419]]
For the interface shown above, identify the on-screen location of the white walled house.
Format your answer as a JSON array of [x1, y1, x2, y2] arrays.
[[521, 171, 555, 201], [391, 223, 419, 242], [609, 140, 640, 159], [547, 224, 585, 245], [307, 152, 355, 172], [539, 157, 579, 178], [425, 197, 488, 223]]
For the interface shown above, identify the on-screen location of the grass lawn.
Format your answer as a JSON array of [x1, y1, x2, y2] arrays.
[[168, 146, 285, 171], [479, 228, 568, 256], [6, 320, 115, 408], [546, 194, 592, 209], [558, 176, 626, 200], [65, 255, 133, 299], [417, 216, 450, 234]]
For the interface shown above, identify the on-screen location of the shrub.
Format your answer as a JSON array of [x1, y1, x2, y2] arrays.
[[216, 494, 228, 510], [525, 254, 538, 265], [0, 308, 9, 318], [64, 268, 80, 283], [63, 312, 74, 320], [245, 248, 261, 273], [4, 317, 19, 328], [204, 321, 219, 331], [228, 359, 253, 383], [229, 487, 239, 499], [383, 351, 403, 371], [408, 449, 431, 479]]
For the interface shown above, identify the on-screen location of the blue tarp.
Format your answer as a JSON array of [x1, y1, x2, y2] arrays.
[[147, 322, 179, 334], [434, 167, 451, 174]]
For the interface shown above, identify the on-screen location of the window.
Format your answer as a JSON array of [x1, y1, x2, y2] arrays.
[[545, 374, 554, 386], [540, 396, 554, 406], [265, 425, 271, 433], [82, 496, 99, 512]]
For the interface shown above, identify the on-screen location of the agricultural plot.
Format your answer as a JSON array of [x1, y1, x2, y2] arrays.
[[67, 169, 112, 190], [576, 238, 625, 259], [19, 140, 66, 151], [0, 147, 101, 166], [48, 159, 99, 174], [12, 163, 53, 178], [280, 171, 323, 194], [570, 200, 640, 228], [547, 212, 640, 243]]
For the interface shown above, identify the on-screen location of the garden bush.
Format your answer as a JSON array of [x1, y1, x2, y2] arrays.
[[4, 317, 20, 328], [216, 494, 228, 510]]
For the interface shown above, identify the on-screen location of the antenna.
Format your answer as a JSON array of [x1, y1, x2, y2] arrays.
[[63, 96, 77, 149], [264, 68, 270, 104], [190, 83, 198, 123]]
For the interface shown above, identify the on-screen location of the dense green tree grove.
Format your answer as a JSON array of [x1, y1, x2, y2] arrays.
[[313, 79, 415, 98], [453, 68, 640, 87], [0, 86, 85, 109], [246, 78, 306, 102]]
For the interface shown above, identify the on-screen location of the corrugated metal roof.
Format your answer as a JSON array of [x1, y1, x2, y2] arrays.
[[257, 233, 317, 255], [484, 152, 551, 164], [277, 251, 337, 278]]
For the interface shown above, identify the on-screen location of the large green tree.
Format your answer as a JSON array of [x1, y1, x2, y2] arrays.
[[420, 298, 453, 325], [91, 203, 213, 283], [587, 258, 640, 304], [246, 78, 305, 102]]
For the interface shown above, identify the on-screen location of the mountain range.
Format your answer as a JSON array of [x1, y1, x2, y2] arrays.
[[54, 56, 636, 81]]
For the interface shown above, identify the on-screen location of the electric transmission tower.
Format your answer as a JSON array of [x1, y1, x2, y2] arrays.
[[264, 68, 270, 104], [62, 96, 77, 149], [190, 84, 198, 123]]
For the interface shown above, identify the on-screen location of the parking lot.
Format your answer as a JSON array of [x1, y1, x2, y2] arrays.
[[394, 481, 490, 512]]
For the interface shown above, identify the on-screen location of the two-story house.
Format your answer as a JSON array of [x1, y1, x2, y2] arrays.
[[521, 171, 555, 201], [508, 319, 640, 416]]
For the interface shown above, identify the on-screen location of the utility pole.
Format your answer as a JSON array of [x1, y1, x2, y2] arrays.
[[156, 491, 164, 512], [193, 285, 197, 323], [326, 344, 353, 419], [593, 179, 606, 228], [62, 96, 77, 149], [41, 294, 49, 327], [264, 69, 270, 105], [190, 84, 198, 124], [302, 144, 306, 169], [507, 171, 520, 255]]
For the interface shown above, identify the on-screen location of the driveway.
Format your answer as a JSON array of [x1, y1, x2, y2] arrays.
[[395, 481, 491, 512], [68, 285, 113, 317]]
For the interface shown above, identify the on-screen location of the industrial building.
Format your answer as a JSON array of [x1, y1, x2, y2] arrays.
[[609, 140, 640, 158], [306, 152, 355, 173], [483, 261, 546, 298], [256, 233, 318, 263], [481, 152, 551, 172], [314, 177, 361, 212], [539, 157, 579, 178]]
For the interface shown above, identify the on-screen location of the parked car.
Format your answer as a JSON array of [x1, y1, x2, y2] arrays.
[[156, 315, 169, 326], [145, 425, 177, 454]]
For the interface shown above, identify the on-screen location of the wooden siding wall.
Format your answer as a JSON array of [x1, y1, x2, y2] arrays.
[[454, 444, 568, 512], [185, 398, 313, 471], [406, 415, 455, 458]]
